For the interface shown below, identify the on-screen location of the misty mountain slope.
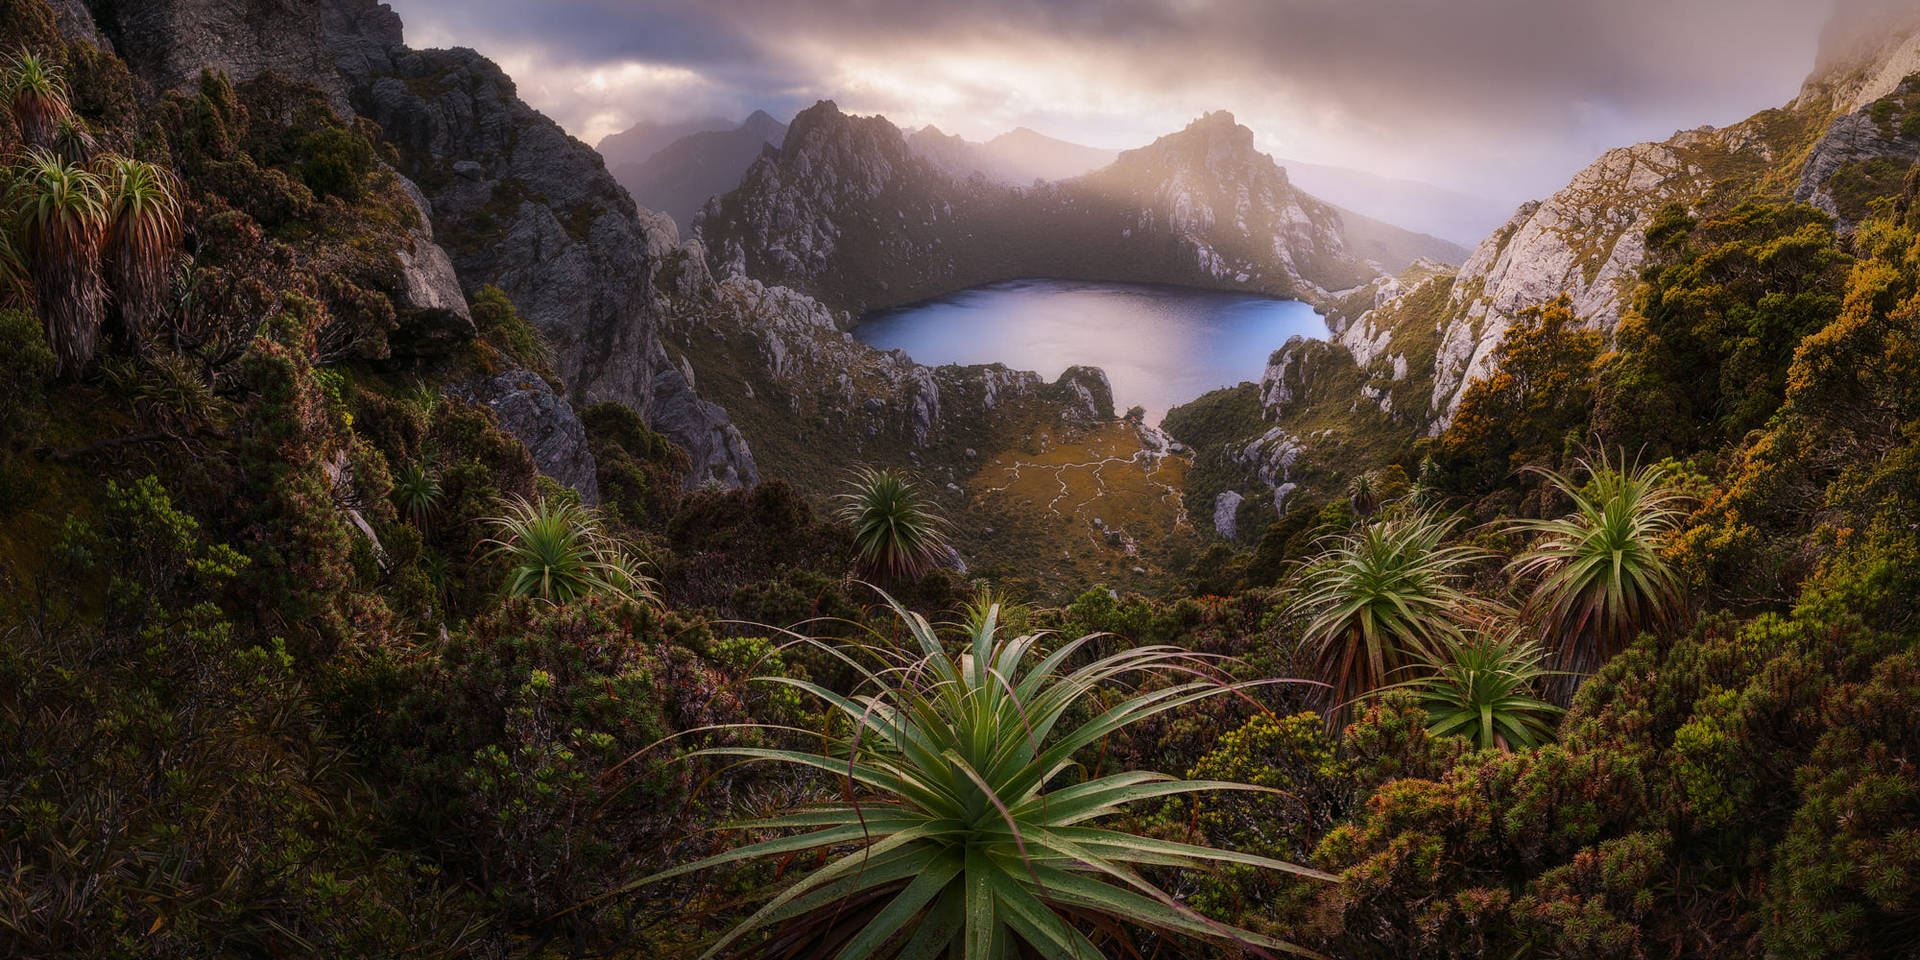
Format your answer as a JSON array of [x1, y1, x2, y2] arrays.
[[609, 110, 788, 232], [1278, 157, 1505, 247], [1321, 204, 1467, 273], [696, 103, 1447, 315], [596, 114, 731, 172], [909, 124, 1120, 183], [1171, 8, 1920, 529], [1327, 11, 1920, 433]]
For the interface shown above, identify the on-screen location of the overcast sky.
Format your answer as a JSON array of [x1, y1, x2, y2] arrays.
[[385, 0, 1839, 208]]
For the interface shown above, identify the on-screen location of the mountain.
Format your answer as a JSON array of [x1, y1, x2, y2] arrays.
[[698, 104, 1458, 316], [595, 114, 731, 172], [1171, 0, 1920, 526], [909, 125, 1121, 184], [78, 0, 763, 488], [608, 110, 788, 232], [982, 127, 1120, 182], [1274, 158, 1505, 247]]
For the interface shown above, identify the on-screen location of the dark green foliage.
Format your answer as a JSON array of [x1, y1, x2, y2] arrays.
[[583, 400, 689, 529], [1163, 381, 1267, 521], [1595, 201, 1849, 454], [0, 306, 53, 450], [1826, 156, 1916, 223], [296, 125, 375, 199], [1, 475, 471, 956], [356, 599, 717, 933], [153, 70, 410, 360], [471, 282, 555, 381]]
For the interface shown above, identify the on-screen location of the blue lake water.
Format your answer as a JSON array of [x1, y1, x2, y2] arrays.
[[853, 278, 1328, 424]]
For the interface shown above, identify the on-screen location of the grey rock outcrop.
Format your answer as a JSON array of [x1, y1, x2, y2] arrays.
[[1212, 490, 1244, 539], [79, 0, 400, 111], [69, 0, 759, 491], [691, 275, 1113, 456], [1427, 141, 1710, 421], [1796, 85, 1920, 224], [344, 45, 758, 487], [455, 369, 601, 503], [389, 170, 474, 347], [46, 0, 112, 50]]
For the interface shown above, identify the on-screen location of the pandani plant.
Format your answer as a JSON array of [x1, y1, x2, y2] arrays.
[[1507, 450, 1688, 693], [1387, 606, 1563, 752], [0, 217, 26, 310], [51, 112, 95, 166], [1346, 469, 1381, 516], [4, 50, 71, 149], [836, 466, 954, 583], [392, 460, 443, 529], [622, 592, 1333, 958], [1289, 507, 1488, 726], [481, 494, 656, 605], [9, 147, 108, 377], [99, 155, 183, 351]]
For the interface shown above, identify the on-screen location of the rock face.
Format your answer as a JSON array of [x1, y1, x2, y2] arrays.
[[1796, 0, 1920, 114], [684, 274, 1114, 453], [456, 369, 601, 503], [387, 171, 474, 349], [1330, 11, 1920, 433], [1796, 78, 1920, 225], [345, 44, 760, 487], [1211, 490, 1243, 539], [80, 0, 400, 111], [71, 0, 760, 491], [696, 102, 1454, 316], [1426, 141, 1711, 419], [609, 110, 788, 232], [46, 0, 112, 50]]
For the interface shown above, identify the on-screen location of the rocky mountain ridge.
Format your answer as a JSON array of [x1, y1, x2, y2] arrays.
[[1170, 9, 1920, 534], [1316, 17, 1920, 436], [696, 102, 1462, 317], [608, 110, 788, 232], [49, 0, 1138, 506], [65, 0, 764, 489]]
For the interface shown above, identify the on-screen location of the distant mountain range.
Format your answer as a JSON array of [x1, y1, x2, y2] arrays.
[[1274, 160, 1505, 247], [597, 112, 1489, 256], [596, 115, 732, 173], [908, 125, 1121, 184], [693, 103, 1466, 316], [597, 112, 788, 233], [900, 126, 1501, 246]]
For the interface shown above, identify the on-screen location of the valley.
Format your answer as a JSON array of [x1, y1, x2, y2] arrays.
[[4, 0, 1920, 957]]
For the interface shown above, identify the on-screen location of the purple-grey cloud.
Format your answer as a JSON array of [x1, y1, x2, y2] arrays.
[[384, 0, 1838, 207]]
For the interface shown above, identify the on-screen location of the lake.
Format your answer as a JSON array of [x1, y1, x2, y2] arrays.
[[853, 278, 1328, 424]]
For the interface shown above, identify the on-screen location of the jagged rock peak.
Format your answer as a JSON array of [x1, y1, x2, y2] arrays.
[[1799, 0, 1920, 113], [1114, 109, 1275, 183]]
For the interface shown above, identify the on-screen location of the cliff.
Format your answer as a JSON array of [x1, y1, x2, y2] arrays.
[[73, 0, 760, 488]]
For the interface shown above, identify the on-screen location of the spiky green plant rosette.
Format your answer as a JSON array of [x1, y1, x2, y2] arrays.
[[628, 592, 1334, 959]]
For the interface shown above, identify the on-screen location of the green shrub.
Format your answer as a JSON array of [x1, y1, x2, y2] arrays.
[[296, 126, 375, 199]]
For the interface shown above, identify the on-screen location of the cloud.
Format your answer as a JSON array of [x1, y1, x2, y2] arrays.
[[383, 0, 1834, 204]]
